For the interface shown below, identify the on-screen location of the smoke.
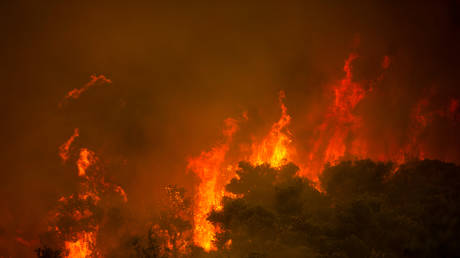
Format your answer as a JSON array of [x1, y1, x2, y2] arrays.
[[0, 0, 459, 256]]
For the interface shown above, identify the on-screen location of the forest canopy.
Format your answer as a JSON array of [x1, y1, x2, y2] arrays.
[[37, 159, 460, 258], [207, 159, 460, 258]]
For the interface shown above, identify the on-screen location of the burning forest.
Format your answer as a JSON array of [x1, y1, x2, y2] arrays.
[[1, 1, 460, 258]]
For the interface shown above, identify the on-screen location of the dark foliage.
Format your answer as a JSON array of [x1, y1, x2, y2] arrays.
[[209, 159, 460, 258], [35, 246, 62, 258], [35, 159, 460, 257], [104, 185, 194, 258]]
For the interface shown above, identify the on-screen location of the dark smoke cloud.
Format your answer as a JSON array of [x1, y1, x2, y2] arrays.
[[0, 1, 458, 256]]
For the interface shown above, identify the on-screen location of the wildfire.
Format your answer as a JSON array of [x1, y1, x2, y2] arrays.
[[65, 232, 96, 258], [77, 148, 95, 177], [400, 88, 460, 164], [56, 146, 100, 258], [250, 91, 293, 167], [187, 118, 239, 251], [49, 75, 128, 258], [186, 48, 460, 253], [54, 144, 128, 258], [59, 128, 80, 162], [187, 52, 395, 251], [188, 93, 295, 251], [298, 53, 391, 180], [156, 49, 460, 254], [41, 49, 459, 257], [59, 75, 112, 107]]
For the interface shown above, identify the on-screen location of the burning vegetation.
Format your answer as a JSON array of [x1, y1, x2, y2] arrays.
[[30, 47, 460, 257], [2, 2, 460, 258]]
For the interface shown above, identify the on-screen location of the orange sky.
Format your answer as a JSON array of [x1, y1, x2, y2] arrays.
[[0, 1, 459, 256]]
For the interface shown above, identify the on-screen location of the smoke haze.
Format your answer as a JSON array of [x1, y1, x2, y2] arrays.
[[0, 1, 459, 256]]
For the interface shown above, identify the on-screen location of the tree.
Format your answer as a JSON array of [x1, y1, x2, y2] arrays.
[[208, 159, 460, 258], [35, 246, 62, 258]]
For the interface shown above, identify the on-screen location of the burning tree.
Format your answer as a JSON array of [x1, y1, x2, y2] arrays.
[[38, 126, 128, 258], [33, 44, 459, 257], [153, 185, 193, 257]]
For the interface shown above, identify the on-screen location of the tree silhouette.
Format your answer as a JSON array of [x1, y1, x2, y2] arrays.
[[208, 159, 460, 258]]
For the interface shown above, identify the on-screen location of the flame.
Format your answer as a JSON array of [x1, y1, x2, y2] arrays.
[[77, 148, 95, 177], [64, 231, 96, 258], [60, 75, 112, 107], [300, 53, 385, 180], [250, 91, 293, 167], [54, 146, 126, 257], [59, 128, 79, 162], [44, 52, 458, 256], [187, 118, 238, 251], [398, 89, 459, 164], [15, 237, 32, 247], [60, 149, 99, 257], [46, 75, 129, 257], [188, 94, 295, 251], [185, 51, 459, 253], [52, 134, 127, 257]]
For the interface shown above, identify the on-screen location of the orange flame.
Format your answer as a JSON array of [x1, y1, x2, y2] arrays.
[[59, 128, 79, 162], [53, 135, 127, 257], [186, 52, 400, 251], [49, 75, 128, 258], [250, 91, 293, 167], [188, 95, 295, 251], [60, 75, 112, 107], [187, 118, 238, 251], [300, 53, 377, 180], [397, 89, 459, 164], [77, 148, 95, 177], [64, 231, 96, 258], [114, 185, 128, 203]]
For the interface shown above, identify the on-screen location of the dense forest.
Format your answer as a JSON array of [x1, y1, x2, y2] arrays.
[[37, 159, 460, 258]]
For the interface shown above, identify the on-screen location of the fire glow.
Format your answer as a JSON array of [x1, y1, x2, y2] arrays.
[[186, 51, 459, 251], [44, 50, 459, 255], [54, 137, 127, 257], [49, 76, 128, 257]]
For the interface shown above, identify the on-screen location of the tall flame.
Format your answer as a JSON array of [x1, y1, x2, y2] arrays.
[[189, 93, 295, 251], [187, 118, 239, 251], [186, 51, 460, 252], [300, 53, 388, 180], [48, 75, 128, 258], [62, 148, 99, 258], [53, 129, 127, 258], [250, 91, 293, 167], [46, 53, 459, 256]]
